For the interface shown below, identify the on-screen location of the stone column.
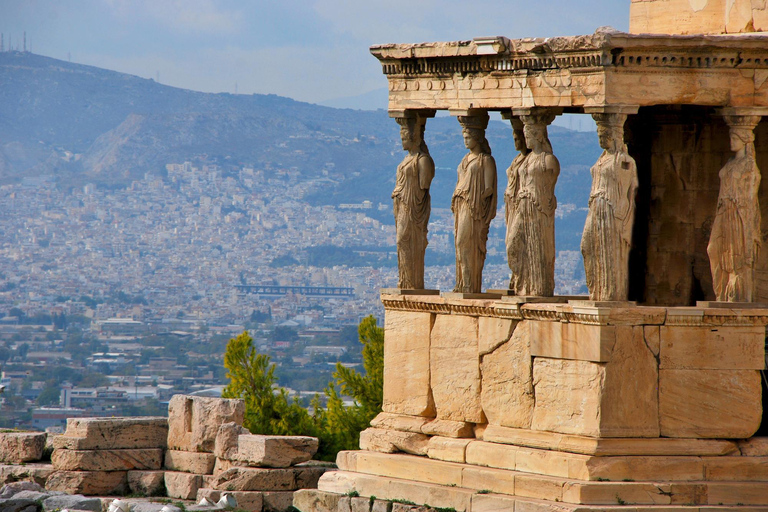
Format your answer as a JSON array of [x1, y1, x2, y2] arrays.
[[581, 107, 639, 301], [450, 110, 497, 294], [506, 109, 560, 296], [707, 109, 764, 302], [390, 110, 436, 290]]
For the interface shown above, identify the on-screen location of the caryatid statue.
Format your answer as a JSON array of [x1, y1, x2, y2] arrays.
[[504, 117, 530, 290], [707, 114, 762, 302], [452, 113, 497, 294], [506, 113, 559, 296], [580, 113, 638, 301], [392, 116, 435, 290]]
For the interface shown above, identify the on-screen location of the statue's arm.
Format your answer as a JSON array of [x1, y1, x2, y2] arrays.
[[482, 156, 497, 199], [419, 154, 435, 190]]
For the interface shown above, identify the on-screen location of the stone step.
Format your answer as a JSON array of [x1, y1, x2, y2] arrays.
[[314, 472, 768, 511], [335, 452, 768, 506]]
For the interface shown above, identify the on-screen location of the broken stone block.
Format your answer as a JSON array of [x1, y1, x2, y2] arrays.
[[54, 417, 168, 450], [480, 320, 534, 428], [369, 413, 430, 434], [420, 419, 474, 438], [660, 369, 762, 438], [358, 428, 429, 456], [426, 437, 472, 463], [52, 448, 163, 471], [167, 395, 245, 453], [164, 450, 216, 475], [127, 470, 166, 496], [0, 464, 53, 487], [41, 494, 102, 512], [0, 499, 37, 512], [212, 422, 249, 460], [164, 471, 203, 500], [45, 470, 128, 496], [196, 489, 264, 511], [292, 489, 343, 512], [0, 432, 46, 463], [215, 430, 318, 468], [0, 482, 45, 499], [430, 314, 483, 423], [383, 310, 435, 417], [210, 466, 326, 492], [262, 491, 295, 512]]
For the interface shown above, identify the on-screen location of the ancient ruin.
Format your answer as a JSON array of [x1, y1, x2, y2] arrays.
[[295, 0, 768, 510]]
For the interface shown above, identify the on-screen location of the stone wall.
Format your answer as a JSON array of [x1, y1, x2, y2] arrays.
[[630, 0, 768, 35]]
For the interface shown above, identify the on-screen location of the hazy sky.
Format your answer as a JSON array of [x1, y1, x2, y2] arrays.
[[1, 0, 630, 105]]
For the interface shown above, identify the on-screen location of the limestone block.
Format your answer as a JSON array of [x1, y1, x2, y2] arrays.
[[470, 493, 515, 512], [358, 428, 429, 456], [167, 395, 245, 453], [0, 498, 37, 512], [514, 473, 563, 502], [127, 470, 166, 496], [0, 433, 46, 463], [214, 457, 234, 476], [164, 471, 203, 500], [0, 464, 54, 486], [350, 496, 370, 512], [338, 496, 352, 512], [292, 489, 343, 512], [41, 494, 102, 512], [382, 310, 435, 417], [55, 417, 168, 450], [659, 369, 762, 438], [196, 489, 264, 511], [659, 325, 765, 369], [52, 448, 162, 471], [480, 320, 534, 428], [477, 317, 515, 356], [584, 456, 705, 481], [263, 491, 294, 512], [460, 466, 515, 494], [213, 422, 249, 460], [349, 451, 463, 487], [738, 437, 768, 456], [420, 419, 474, 438], [0, 482, 44, 499], [426, 437, 471, 463], [369, 413, 430, 434], [465, 441, 516, 471], [530, 320, 616, 362], [562, 481, 677, 505], [219, 434, 318, 468], [530, 358, 604, 437], [371, 500, 393, 512], [45, 470, 128, 495], [706, 482, 768, 506], [164, 450, 216, 474], [210, 466, 326, 491], [703, 456, 768, 481], [430, 314, 483, 423], [630, 0, 768, 35]]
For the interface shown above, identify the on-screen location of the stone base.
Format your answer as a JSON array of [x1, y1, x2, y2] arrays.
[[440, 292, 503, 300], [380, 289, 440, 296]]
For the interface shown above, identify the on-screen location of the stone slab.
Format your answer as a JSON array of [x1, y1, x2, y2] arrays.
[[430, 314, 483, 423], [221, 434, 318, 468], [127, 470, 166, 497], [164, 471, 203, 500], [420, 419, 474, 438], [45, 470, 128, 496], [0, 433, 46, 463], [426, 437, 471, 463], [164, 450, 216, 474], [659, 325, 765, 369], [209, 466, 326, 491], [52, 448, 162, 471], [167, 395, 245, 453], [382, 310, 435, 417], [41, 495, 102, 512], [659, 369, 762, 438], [369, 413, 430, 434], [55, 417, 168, 450], [358, 428, 429, 456]]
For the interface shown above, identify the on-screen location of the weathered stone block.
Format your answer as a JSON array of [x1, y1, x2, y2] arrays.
[[216, 433, 318, 468], [383, 310, 435, 417], [212, 422, 249, 460], [480, 320, 534, 428], [430, 314, 483, 423], [52, 448, 163, 471], [127, 470, 166, 496], [167, 395, 244, 453], [660, 325, 765, 369], [350, 496, 371, 512], [659, 369, 762, 438], [420, 419, 474, 438], [358, 428, 428, 456], [164, 450, 216, 474], [369, 413, 429, 434], [164, 471, 202, 500], [461, 466, 515, 494], [0, 433, 46, 463], [0, 464, 53, 487], [426, 437, 471, 463], [196, 488, 264, 511], [470, 493, 515, 512], [41, 494, 102, 512], [210, 466, 326, 492], [45, 470, 128, 496], [477, 317, 515, 356], [292, 489, 343, 512], [54, 417, 168, 450], [262, 491, 294, 512]]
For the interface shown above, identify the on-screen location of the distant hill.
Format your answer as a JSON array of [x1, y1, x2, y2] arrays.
[[0, 51, 601, 248]]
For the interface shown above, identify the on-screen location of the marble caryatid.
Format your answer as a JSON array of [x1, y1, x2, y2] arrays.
[[507, 113, 559, 296], [504, 117, 530, 287], [392, 116, 435, 290], [707, 115, 763, 302], [452, 114, 497, 294], [581, 113, 638, 301]]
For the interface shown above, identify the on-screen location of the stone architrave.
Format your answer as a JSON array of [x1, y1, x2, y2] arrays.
[[581, 112, 638, 301], [452, 112, 497, 294], [507, 112, 560, 296], [707, 114, 762, 302], [393, 114, 435, 290]]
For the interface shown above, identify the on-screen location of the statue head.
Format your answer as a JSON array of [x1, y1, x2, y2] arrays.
[[521, 114, 554, 153], [458, 114, 491, 154], [729, 125, 755, 153], [396, 117, 421, 152], [593, 113, 627, 153], [510, 117, 529, 154]]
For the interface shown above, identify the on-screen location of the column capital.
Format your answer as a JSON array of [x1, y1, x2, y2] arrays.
[[583, 105, 639, 115], [449, 108, 488, 118], [511, 107, 563, 117], [715, 107, 768, 118], [389, 109, 436, 119]]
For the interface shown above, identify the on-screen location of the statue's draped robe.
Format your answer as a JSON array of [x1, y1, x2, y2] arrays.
[[393, 153, 433, 289], [508, 151, 559, 296], [580, 150, 638, 301], [707, 153, 761, 302], [452, 153, 497, 293]]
